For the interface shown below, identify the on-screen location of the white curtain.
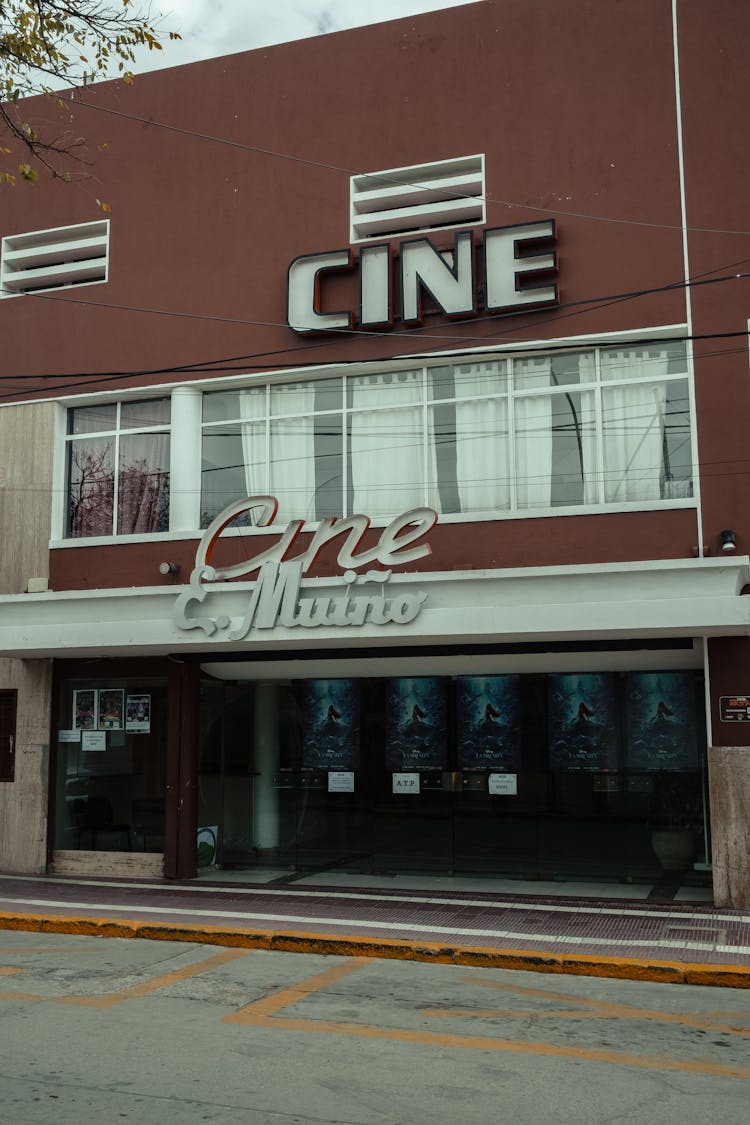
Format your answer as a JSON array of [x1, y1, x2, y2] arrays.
[[514, 356, 553, 508], [350, 373, 426, 516], [269, 386, 315, 522], [454, 362, 510, 512], [601, 349, 669, 502], [239, 385, 316, 523], [239, 388, 268, 502]]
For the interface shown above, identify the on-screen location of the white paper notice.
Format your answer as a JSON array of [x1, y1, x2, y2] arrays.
[[328, 771, 355, 793], [392, 772, 420, 794], [489, 772, 517, 796], [81, 730, 107, 753]]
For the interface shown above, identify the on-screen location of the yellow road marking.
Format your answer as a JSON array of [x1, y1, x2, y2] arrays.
[[240, 1013, 750, 1079], [57, 947, 251, 1008], [446, 976, 750, 1036], [225, 959, 750, 1080], [0, 967, 24, 975], [226, 957, 371, 1022]]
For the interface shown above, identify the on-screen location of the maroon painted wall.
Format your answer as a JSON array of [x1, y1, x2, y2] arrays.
[[49, 509, 698, 591], [1, 0, 687, 392], [2, 0, 748, 588]]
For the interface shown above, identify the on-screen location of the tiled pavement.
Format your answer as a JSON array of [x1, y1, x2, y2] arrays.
[[1, 871, 749, 984]]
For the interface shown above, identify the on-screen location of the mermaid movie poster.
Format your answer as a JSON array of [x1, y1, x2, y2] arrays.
[[624, 672, 699, 771], [386, 678, 447, 771], [300, 680, 360, 770], [548, 673, 619, 772], [456, 676, 521, 770]]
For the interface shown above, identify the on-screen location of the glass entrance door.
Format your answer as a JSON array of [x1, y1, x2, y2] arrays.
[[197, 669, 710, 887]]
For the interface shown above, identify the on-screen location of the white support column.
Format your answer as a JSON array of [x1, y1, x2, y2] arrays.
[[252, 683, 280, 851], [169, 386, 202, 533]]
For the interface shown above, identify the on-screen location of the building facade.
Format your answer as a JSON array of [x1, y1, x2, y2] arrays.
[[1, 0, 749, 905]]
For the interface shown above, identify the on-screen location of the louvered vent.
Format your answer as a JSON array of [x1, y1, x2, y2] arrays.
[[0, 220, 109, 298], [350, 155, 485, 243]]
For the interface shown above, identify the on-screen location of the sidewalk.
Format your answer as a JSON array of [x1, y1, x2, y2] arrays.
[[1, 871, 749, 988]]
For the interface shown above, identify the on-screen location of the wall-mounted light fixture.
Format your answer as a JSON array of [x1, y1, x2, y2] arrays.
[[158, 561, 180, 575], [719, 529, 737, 553]]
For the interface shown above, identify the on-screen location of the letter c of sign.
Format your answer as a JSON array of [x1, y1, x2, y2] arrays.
[[287, 250, 353, 333]]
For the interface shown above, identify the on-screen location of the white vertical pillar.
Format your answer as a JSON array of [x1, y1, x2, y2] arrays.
[[169, 386, 202, 533], [253, 683, 280, 850]]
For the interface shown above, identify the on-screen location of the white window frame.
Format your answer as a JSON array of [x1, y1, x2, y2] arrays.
[[49, 325, 696, 546], [64, 398, 171, 539]]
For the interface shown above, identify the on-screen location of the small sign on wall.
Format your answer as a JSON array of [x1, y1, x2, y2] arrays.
[[328, 771, 355, 793], [81, 730, 106, 753], [489, 772, 518, 796], [392, 772, 420, 794], [719, 695, 750, 721]]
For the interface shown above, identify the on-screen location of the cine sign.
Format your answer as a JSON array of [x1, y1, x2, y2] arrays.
[[287, 220, 558, 334]]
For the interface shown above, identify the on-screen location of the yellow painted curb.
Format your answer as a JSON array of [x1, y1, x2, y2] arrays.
[[1, 910, 749, 988]]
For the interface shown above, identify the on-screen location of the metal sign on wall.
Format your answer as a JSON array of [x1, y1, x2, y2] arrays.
[[719, 695, 750, 721]]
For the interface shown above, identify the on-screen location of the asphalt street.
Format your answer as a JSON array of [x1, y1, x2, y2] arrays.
[[1, 930, 749, 1124]]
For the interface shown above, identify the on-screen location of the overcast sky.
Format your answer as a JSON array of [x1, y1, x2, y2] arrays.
[[134, 1, 478, 72]]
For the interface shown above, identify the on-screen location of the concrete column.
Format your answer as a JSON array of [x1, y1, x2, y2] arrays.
[[708, 746, 750, 908], [169, 386, 202, 533], [0, 658, 52, 875], [253, 683, 280, 852]]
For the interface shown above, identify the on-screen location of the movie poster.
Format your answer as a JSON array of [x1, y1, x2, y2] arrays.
[[548, 673, 619, 772], [624, 672, 699, 771], [73, 689, 97, 731], [456, 676, 521, 770], [386, 678, 447, 771], [300, 680, 360, 770], [126, 694, 151, 733], [97, 689, 124, 731]]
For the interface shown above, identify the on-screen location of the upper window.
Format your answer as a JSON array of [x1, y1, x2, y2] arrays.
[[350, 155, 485, 243], [0, 220, 109, 299], [65, 398, 170, 538], [200, 341, 693, 527]]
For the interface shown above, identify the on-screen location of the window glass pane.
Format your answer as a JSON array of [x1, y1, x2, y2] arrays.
[[513, 354, 555, 390], [69, 403, 117, 435], [349, 405, 424, 516], [202, 427, 247, 527], [67, 436, 114, 536], [271, 378, 340, 416], [551, 350, 594, 386], [602, 381, 667, 501], [549, 391, 597, 506], [313, 414, 344, 519], [453, 359, 508, 399], [203, 391, 242, 424], [348, 369, 422, 410], [600, 345, 672, 383], [120, 398, 170, 430], [662, 379, 693, 499], [432, 397, 510, 514], [429, 365, 456, 402], [515, 390, 596, 508], [430, 405, 459, 512], [269, 415, 315, 522], [117, 433, 170, 534]]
